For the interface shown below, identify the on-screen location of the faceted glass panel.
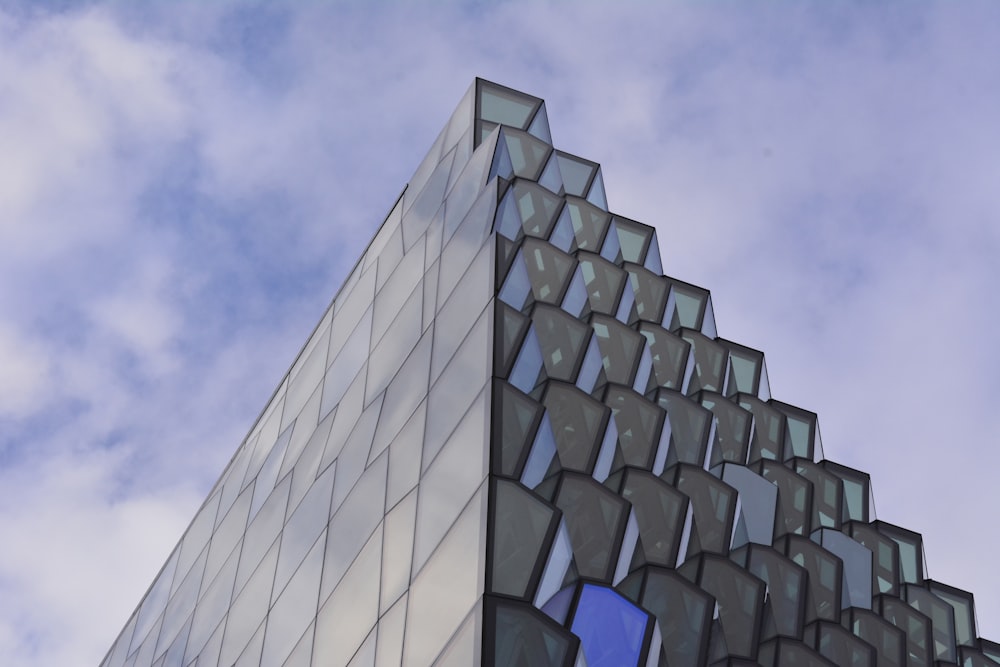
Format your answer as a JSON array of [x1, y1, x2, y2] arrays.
[[490, 480, 558, 599], [553, 474, 629, 582], [570, 584, 650, 667]]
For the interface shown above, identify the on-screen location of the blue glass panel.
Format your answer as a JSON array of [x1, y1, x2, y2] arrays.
[[570, 585, 649, 667]]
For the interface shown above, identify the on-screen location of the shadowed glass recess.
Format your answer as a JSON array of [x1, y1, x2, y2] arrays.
[[101, 79, 998, 667]]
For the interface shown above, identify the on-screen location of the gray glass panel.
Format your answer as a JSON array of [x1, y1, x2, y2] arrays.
[[553, 474, 628, 582], [563, 198, 610, 252], [555, 152, 596, 197], [490, 479, 558, 599], [260, 531, 324, 666], [812, 528, 872, 610], [625, 264, 667, 324], [514, 180, 563, 238], [374, 594, 407, 667], [604, 385, 664, 471], [738, 394, 785, 464], [542, 381, 608, 473], [478, 81, 539, 129], [591, 315, 642, 385], [639, 323, 689, 391], [522, 239, 575, 306], [275, 463, 335, 598], [577, 253, 625, 315], [780, 535, 842, 623], [758, 461, 811, 537], [320, 305, 372, 419], [669, 465, 736, 556], [927, 581, 977, 647], [380, 489, 417, 615], [502, 128, 551, 180], [844, 608, 905, 667], [679, 329, 726, 394], [218, 537, 278, 666], [877, 595, 932, 667], [680, 555, 765, 659], [794, 460, 842, 530], [655, 390, 711, 467], [532, 305, 590, 383], [904, 584, 958, 662], [666, 282, 708, 331], [495, 380, 543, 478], [619, 472, 687, 567], [369, 330, 432, 464], [487, 598, 575, 667], [699, 392, 751, 466]]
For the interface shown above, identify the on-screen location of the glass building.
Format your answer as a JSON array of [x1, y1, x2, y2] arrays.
[[101, 79, 999, 667]]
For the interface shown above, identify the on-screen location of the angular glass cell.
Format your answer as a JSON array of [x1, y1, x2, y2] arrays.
[[805, 620, 875, 667], [553, 473, 629, 582], [555, 151, 597, 197], [876, 595, 932, 667], [821, 460, 871, 524], [737, 394, 785, 464], [845, 521, 899, 595], [757, 460, 811, 537], [874, 521, 925, 585], [570, 584, 651, 667], [532, 304, 590, 382], [720, 465, 777, 547], [732, 545, 807, 640], [904, 584, 958, 662], [927, 580, 977, 648], [604, 385, 664, 471], [501, 128, 552, 180], [477, 80, 541, 130], [679, 554, 765, 659], [770, 400, 818, 461], [514, 180, 564, 239], [778, 535, 842, 623], [668, 465, 737, 556], [843, 608, 906, 667], [638, 323, 689, 392], [625, 264, 668, 325], [630, 567, 712, 666], [494, 380, 544, 478], [498, 251, 532, 312], [611, 217, 653, 265], [679, 329, 726, 394], [665, 281, 709, 332], [586, 168, 608, 211], [618, 471, 687, 567], [542, 381, 609, 473], [591, 315, 642, 385], [654, 390, 712, 467], [521, 238, 576, 306], [486, 597, 577, 667], [699, 392, 751, 467], [793, 459, 842, 530], [563, 198, 611, 252], [812, 528, 872, 610], [718, 340, 764, 398], [573, 255, 623, 320], [490, 479, 559, 599], [496, 302, 530, 378]]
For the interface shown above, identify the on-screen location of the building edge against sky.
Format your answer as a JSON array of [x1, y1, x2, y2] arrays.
[[100, 79, 1000, 667]]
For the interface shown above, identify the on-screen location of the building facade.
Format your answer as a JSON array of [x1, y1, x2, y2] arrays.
[[101, 79, 999, 667]]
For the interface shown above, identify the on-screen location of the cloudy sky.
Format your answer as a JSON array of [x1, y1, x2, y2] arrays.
[[1, 2, 999, 665]]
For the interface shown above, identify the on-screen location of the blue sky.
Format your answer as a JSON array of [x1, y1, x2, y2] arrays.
[[1, 2, 1000, 664]]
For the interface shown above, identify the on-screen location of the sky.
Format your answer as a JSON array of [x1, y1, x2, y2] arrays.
[[1, 1, 999, 665]]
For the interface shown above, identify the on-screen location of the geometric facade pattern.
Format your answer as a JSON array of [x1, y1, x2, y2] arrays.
[[101, 80, 999, 667]]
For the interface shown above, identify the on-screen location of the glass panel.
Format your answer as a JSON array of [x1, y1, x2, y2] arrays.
[[591, 315, 642, 385], [626, 265, 668, 325], [780, 535, 842, 623], [495, 380, 544, 477], [604, 385, 664, 471], [699, 393, 751, 467], [612, 217, 652, 264], [553, 474, 628, 582], [927, 581, 976, 648], [672, 466, 736, 556], [522, 238, 575, 306], [490, 479, 558, 599], [878, 595, 931, 667], [374, 594, 407, 667], [723, 344, 762, 397], [679, 329, 726, 394], [503, 129, 552, 180], [320, 306, 372, 419], [403, 483, 487, 667], [542, 381, 608, 473], [313, 526, 383, 666], [682, 555, 765, 659], [514, 181, 563, 238], [487, 598, 575, 667], [578, 253, 625, 316], [654, 390, 711, 467], [478, 80, 539, 129], [532, 305, 590, 383], [537, 149, 564, 195], [666, 282, 707, 331], [795, 460, 842, 530], [261, 530, 324, 666], [381, 489, 418, 614], [738, 395, 785, 464], [758, 461, 811, 536], [369, 330, 432, 464], [570, 584, 650, 667], [563, 198, 611, 252], [555, 152, 597, 197], [638, 324, 689, 391], [619, 471, 687, 567], [905, 584, 958, 662], [413, 390, 488, 575]]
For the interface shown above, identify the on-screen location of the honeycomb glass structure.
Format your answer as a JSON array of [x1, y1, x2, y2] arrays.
[[101, 79, 999, 667]]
